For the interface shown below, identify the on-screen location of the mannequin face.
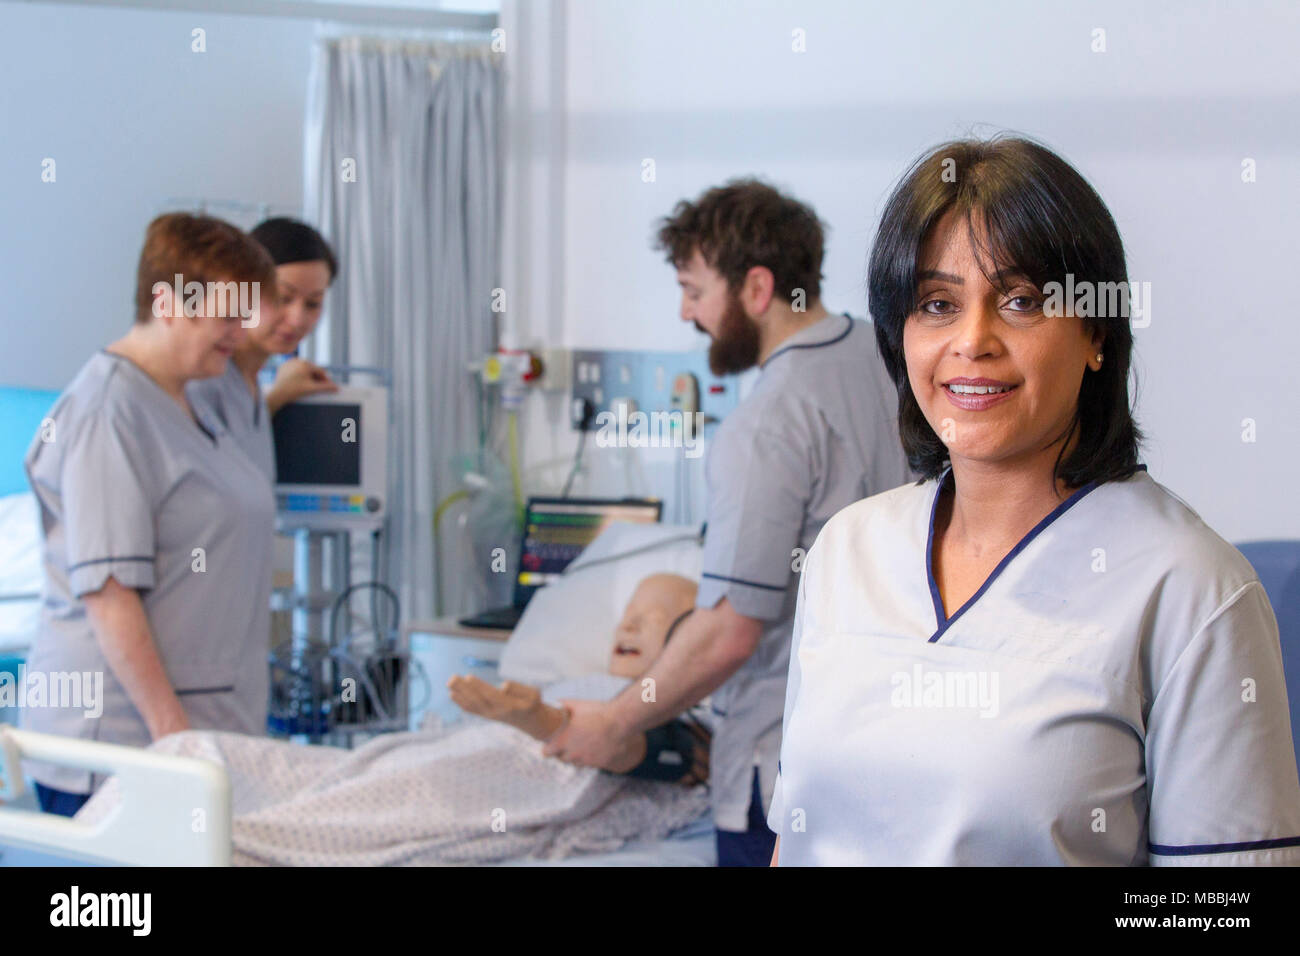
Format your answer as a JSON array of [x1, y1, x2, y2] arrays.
[[608, 574, 698, 679]]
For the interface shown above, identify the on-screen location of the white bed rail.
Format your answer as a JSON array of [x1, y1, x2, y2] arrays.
[[0, 727, 231, 866]]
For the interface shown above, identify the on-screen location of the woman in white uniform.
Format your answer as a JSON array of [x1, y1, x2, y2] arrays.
[[187, 218, 339, 480], [23, 214, 278, 816], [768, 136, 1300, 866]]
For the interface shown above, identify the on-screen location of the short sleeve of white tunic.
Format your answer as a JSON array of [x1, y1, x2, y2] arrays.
[[1142, 577, 1297, 864], [768, 469, 1300, 866]]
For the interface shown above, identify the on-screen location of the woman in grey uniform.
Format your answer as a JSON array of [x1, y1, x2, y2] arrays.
[[23, 213, 278, 816], [187, 218, 339, 480]]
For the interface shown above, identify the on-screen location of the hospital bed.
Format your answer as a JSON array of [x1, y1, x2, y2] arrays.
[[0, 520, 715, 866], [0, 726, 231, 865]]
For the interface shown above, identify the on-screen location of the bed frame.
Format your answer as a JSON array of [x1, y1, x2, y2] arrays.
[[0, 727, 231, 865]]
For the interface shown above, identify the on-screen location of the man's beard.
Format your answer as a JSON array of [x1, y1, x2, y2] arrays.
[[700, 293, 761, 375]]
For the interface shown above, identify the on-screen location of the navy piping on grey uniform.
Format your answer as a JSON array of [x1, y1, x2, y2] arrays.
[[759, 313, 854, 369], [176, 685, 236, 696], [700, 571, 786, 592], [1149, 835, 1300, 856], [925, 463, 1149, 642], [700, 560, 796, 718], [66, 555, 153, 572]]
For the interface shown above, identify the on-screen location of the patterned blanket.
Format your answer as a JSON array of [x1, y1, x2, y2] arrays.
[[76, 674, 709, 866]]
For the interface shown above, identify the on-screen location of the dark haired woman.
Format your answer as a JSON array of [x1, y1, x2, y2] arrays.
[[187, 217, 339, 479], [767, 136, 1300, 865]]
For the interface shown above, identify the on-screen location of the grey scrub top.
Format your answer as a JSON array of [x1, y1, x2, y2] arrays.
[[697, 313, 911, 832], [187, 360, 275, 481], [769, 468, 1300, 865], [23, 351, 275, 793]]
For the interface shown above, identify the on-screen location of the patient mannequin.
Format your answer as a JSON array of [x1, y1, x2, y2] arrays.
[[70, 572, 711, 865], [448, 573, 707, 784]]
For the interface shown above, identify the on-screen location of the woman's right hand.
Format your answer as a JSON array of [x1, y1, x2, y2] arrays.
[[148, 703, 191, 741], [266, 358, 338, 414]]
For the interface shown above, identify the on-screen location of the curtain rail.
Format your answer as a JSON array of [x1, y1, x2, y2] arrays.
[[11, 0, 498, 32]]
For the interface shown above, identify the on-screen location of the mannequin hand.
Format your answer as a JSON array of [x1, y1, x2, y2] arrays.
[[448, 675, 552, 736]]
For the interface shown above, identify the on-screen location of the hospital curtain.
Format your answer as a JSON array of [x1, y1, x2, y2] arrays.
[[303, 35, 503, 623]]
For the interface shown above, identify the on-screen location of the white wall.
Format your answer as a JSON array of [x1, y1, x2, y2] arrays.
[[0, 0, 315, 388], [5, 0, 1297, 542], [502, 0, 1300, 542]]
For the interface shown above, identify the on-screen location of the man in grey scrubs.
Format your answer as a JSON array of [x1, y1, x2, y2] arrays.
[[544, 179, 911, 865]]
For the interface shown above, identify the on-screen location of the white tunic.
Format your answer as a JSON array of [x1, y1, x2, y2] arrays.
[[769, 467, 1300, 865]]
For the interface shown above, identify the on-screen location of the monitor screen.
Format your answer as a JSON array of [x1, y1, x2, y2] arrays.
[[273, 402, 362, 486], [515, 499, 661, 600]]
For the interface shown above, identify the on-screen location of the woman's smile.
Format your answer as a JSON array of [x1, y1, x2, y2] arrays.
[[941, 376, 1019, 411]]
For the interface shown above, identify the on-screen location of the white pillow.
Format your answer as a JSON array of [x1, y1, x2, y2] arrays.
[[0, 492, 41, 597], [497, 522, 703, 684], [0, 492, 42, 651]]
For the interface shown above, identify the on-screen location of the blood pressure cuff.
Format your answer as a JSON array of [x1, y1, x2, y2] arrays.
[[626, 719, 698, 782]]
